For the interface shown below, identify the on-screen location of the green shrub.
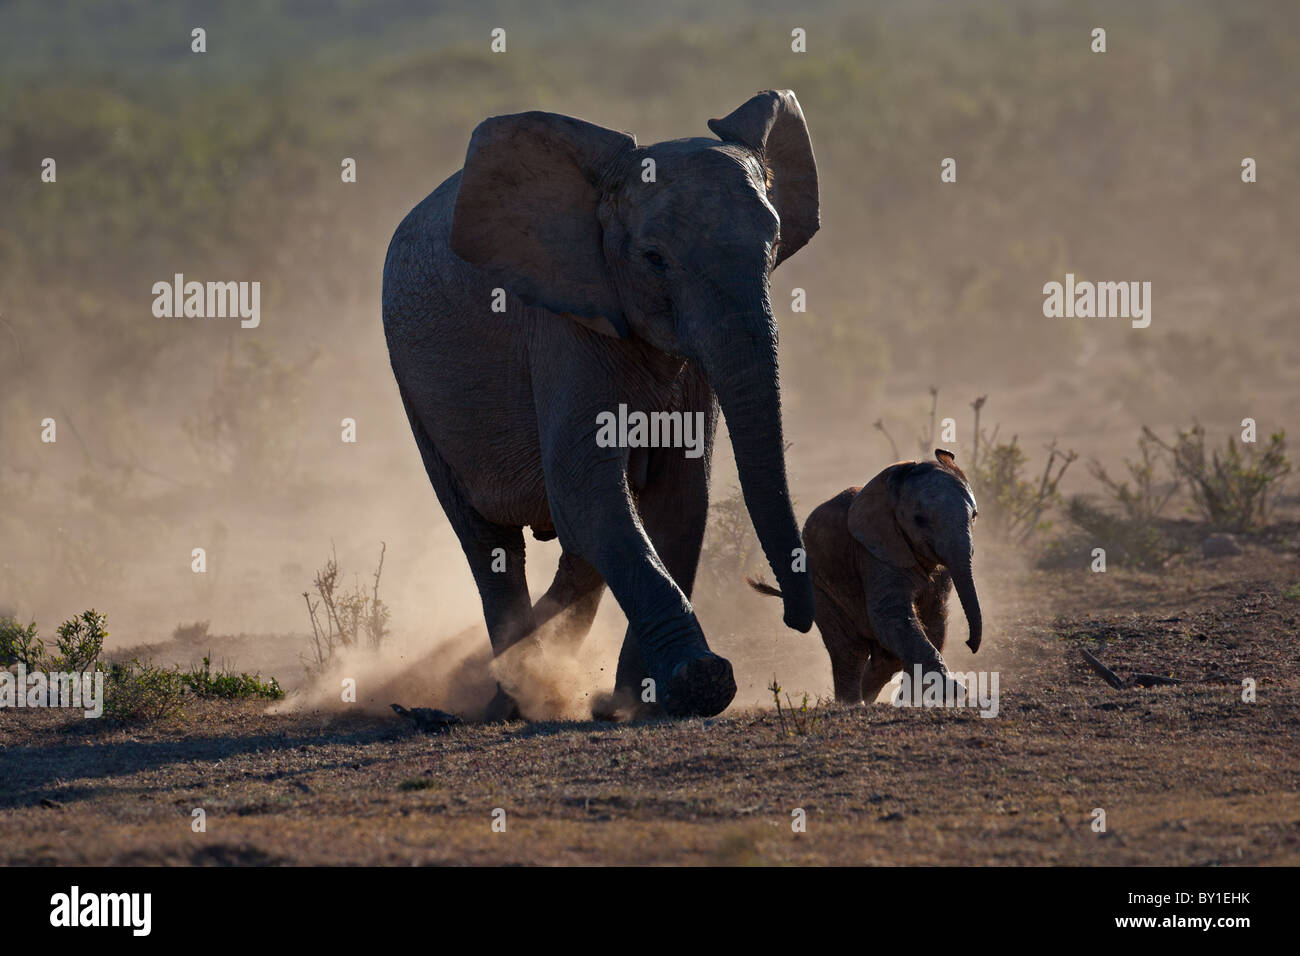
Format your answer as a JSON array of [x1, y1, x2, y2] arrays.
[[1, 608, 106, 671], [1088, 428, 1178, 524], [1064, 496, 1183, 570], [768, 677, 822, 737], [104, 659, 184, 722], [1062, 429, 1184, 570], [181, 656, 283, 700], [4, 609, 283, 720], [52, 609, 107, 673], [0, 616, 43, 669], [1152, 426, 1289, 532], [104, 655, 284, 721], [968, 397, 1077, 544]]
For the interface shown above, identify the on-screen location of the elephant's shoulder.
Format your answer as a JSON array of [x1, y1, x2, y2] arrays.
[[808, 487, 858, 523], [389, 171, 462, 250], [382, 172, 475, 321], [803, 488, 859, 547]]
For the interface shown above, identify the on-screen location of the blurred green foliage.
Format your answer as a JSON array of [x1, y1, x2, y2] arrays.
[[1158, 426, 1290, 532], [2, 1, 1298, 626], [4, 0, 1297, 439]]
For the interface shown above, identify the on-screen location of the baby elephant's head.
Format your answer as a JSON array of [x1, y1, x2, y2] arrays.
[[849, 449, 982, 652]]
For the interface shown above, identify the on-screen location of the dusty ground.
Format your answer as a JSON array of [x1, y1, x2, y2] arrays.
[[2, 542, 1298, 866]]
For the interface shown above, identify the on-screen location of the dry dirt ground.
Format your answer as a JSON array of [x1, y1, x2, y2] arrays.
[[2, 545, 1299, 866]]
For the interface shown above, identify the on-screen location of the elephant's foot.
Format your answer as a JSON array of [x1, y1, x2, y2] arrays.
[[592, 686, 665, 722], [482, 684, 522, 723], [941, 673, 970, 705], [891, 666, 969, 707], [662, 653, 736, 718]]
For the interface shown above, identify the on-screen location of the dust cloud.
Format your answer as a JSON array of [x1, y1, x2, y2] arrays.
[[3, 1, 1298, 722]]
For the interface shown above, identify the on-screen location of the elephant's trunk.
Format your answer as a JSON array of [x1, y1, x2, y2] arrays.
[[949, 554, 983, 654], [700, 309, 814, 633]]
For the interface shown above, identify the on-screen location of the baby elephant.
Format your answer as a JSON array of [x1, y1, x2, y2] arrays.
[[750, 449, 982, 703]]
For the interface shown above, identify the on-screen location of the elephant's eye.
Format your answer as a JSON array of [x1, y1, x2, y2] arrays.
[[643, 250, 667, 271], [913, 514, 928, 527]]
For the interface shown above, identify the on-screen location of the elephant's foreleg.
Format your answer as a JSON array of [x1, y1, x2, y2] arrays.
[[915, 568, 952, 654], [863, 563, 949, 677], [541, 461, 732, 718], [613, 444, 712, 712]]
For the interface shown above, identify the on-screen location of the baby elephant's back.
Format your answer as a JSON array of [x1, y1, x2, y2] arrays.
[[803, 488, 869, 626]]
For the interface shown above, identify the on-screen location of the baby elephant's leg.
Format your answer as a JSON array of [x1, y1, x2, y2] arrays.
[[813, 588, 868, 704], [915, 568, 952, 653], [830, 649, 869, 704], [863, 564, 956, 676], [912, 569, 971, 701], [860, 646, 903, 703]]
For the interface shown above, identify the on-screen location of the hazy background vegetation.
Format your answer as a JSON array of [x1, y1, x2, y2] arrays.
[[2, 0, 1297, 701]]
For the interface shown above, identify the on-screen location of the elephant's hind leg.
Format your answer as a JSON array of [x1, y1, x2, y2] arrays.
[[813, 588, 868, 704], [861, 648, 903, 703], [446, 515, 535, 722], [398, 386, 534, 720], [532, 551, 605, 653]]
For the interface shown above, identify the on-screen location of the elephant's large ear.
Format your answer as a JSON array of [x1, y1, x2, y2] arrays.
[[848, 463, 921, 571], [708, 90, 820, 267], [450, 111, 636, 334]]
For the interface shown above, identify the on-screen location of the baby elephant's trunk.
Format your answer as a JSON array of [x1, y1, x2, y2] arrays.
[[746, 576, 784, 598], [949, 557, 983, 654]]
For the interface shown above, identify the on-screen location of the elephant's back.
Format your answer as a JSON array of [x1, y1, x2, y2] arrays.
[[382, 171, 531, 356], [384, 168, 534, 373], [381, 171, 546, 526], [382, 171, 466, 342], [804, 488, 870, 626], [803, 488, 857, 556]]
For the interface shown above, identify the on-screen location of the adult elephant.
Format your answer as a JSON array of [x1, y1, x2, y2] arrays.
[[382, 90, 819, 720]]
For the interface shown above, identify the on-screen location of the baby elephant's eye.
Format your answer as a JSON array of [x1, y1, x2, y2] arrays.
[[643, 250, 667, 271], [913, 514, 928, 527]]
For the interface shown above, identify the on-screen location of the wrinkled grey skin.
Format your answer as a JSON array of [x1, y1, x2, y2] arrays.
[[382, 91, 820, 719], [750, 450, 983, 703]]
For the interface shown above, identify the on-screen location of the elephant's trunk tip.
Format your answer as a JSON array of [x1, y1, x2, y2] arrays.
[[746, 575, 783, 598]]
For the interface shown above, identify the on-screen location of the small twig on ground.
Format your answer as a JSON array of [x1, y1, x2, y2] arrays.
[[1080, 648, 1125, 689], [1080, 648, 1182, 689]]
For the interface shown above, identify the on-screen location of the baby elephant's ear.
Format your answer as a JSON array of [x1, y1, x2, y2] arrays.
[[934, 448, 970, 484], [848, 464, 919, 570]]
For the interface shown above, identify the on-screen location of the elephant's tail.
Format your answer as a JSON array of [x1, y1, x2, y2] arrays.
[[745, 575, 783, 598]]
